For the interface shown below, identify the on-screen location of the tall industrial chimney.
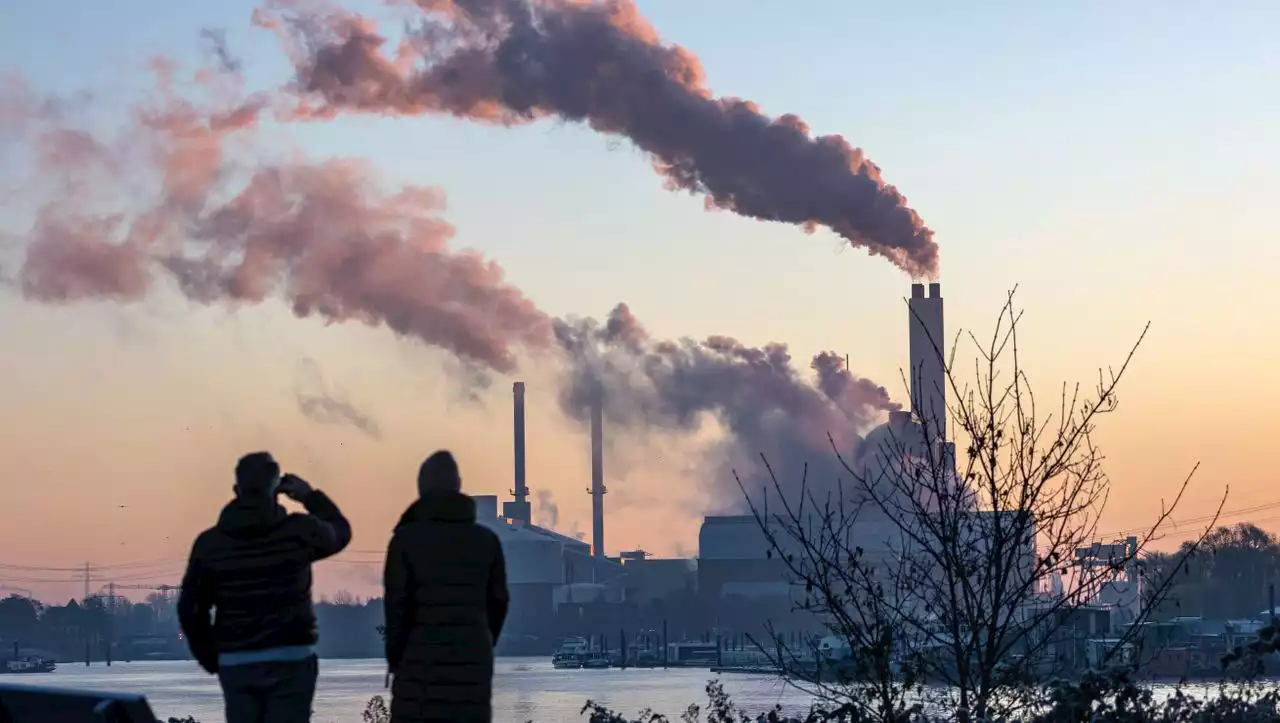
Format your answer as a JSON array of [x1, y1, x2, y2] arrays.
[[908, 282, 946, 443], [503, 381, 532, 525], [589, 386, 606, 559]]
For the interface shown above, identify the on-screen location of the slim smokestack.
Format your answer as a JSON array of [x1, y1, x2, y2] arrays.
[[908, 282, 946, 442], [504, 381, 532, 524], [513, 381, 528, 509], [589, 386, 606, 559]]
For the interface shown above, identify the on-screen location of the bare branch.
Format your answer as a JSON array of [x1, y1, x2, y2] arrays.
[[738, 288, 1210, 721]]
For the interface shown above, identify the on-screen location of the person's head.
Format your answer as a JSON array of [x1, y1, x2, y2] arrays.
[[418, 450, 461, 497], [235, 451, 281, 499]]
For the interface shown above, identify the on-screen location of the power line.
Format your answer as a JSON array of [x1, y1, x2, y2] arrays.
[[0, 569, 185, 585], [1096, 499, 1280, 540], [1144, 513, 1280, 548], [101, 569, 186, 583], [0, 556, 183, 573], [90, 557, 186, 570], [0, 556, 184, 589], [0, 563, 107, 573]]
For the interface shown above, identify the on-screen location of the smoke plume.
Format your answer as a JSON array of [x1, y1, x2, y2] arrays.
[[5, 61, 552, 373], [5, 42, 910, 514], [295, 357, 383, 439], [554, 303, 900, 510], [257, 0, 939, 278], [534, 489, 559, 529]]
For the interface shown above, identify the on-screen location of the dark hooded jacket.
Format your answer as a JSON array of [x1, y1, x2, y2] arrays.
[[384, 492, 509, 723], [177, 490, 351, 672]]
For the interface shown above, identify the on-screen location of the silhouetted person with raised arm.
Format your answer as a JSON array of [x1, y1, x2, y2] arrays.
[[178, 451, 351, 723], [384, 450, 510, 723]]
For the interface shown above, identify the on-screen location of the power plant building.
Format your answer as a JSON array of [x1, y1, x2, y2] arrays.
[[697, 515, 789, 600], [691, 282, 969, 635], [483, 282, 1031, 650]]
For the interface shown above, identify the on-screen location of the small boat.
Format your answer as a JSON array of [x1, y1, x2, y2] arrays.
[[581, 651, 611, 669], [552, 651, 581, 669], [2, 655, 56, 674], [552, 637, 588, 669]]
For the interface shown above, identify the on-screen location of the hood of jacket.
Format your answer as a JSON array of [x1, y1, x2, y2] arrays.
[[396, 491, 477, 529], [216, 495, 288, 539]]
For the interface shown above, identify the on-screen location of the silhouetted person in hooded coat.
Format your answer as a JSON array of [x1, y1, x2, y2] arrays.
[[178, 451, 351, 723], [383, 451, 510, 723]]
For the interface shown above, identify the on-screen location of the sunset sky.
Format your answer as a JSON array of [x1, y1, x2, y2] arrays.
[[1, 0, 1276, 604]]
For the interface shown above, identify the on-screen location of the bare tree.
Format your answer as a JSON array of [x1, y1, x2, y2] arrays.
[[330, 590, 360, 606], [740, 289, 1222, 722], [743, 459, 927, 722]]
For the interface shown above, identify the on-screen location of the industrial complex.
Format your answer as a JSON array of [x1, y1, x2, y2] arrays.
[[478, 283, 956, 655]]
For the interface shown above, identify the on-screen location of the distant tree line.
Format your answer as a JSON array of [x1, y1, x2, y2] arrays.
[[0, 586, 742, 662], [0, 591, 389, 662], [0, 592, 180, 662], [1144, 522, 1280, 620]]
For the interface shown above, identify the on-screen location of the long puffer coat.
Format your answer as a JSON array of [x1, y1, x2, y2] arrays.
[[383, 492, 509, 723]]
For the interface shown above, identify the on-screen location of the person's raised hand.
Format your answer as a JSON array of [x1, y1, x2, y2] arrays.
[[278, 473, 314, 502]]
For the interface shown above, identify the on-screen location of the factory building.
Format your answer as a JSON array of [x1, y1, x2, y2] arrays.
[[482, 281, 1034, 652], [616, 554, 696, 606], [695, 514, 819, 639], [474, 381, 625, 653], [695, 283, 954, 570], [484, 380, 711, 650], [692, 282, 975, 638], [473, 494, 571, 626], [697, 515, 786, 600], [472, 492, 628, 653]]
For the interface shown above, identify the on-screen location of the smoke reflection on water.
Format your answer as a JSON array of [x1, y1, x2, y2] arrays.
[[13, 658, 1230, 722]]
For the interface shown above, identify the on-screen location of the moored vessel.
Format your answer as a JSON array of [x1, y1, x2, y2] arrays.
[[1, 655, 56, 674], [581, 651, 611, 669], [551, 636, 588, 669]]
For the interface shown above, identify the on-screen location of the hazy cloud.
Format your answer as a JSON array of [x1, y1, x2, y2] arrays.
[[199, 28, 242, 74], [294, 357, 383, 440]]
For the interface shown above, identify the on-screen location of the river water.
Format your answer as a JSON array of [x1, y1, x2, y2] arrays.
[[11, 658, 815, 722], [11, 658, 1249, 722]]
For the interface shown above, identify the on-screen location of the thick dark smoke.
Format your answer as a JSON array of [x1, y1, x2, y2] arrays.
[[295, 357, 383, 439], [257, 0, 939, 278], [554, 303, 900, 511], [4, 63, 552, 373]]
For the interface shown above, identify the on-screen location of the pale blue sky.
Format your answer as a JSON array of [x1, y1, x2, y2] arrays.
[[1, 1, 1277, 598], [3, 0, 1275, 355]]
